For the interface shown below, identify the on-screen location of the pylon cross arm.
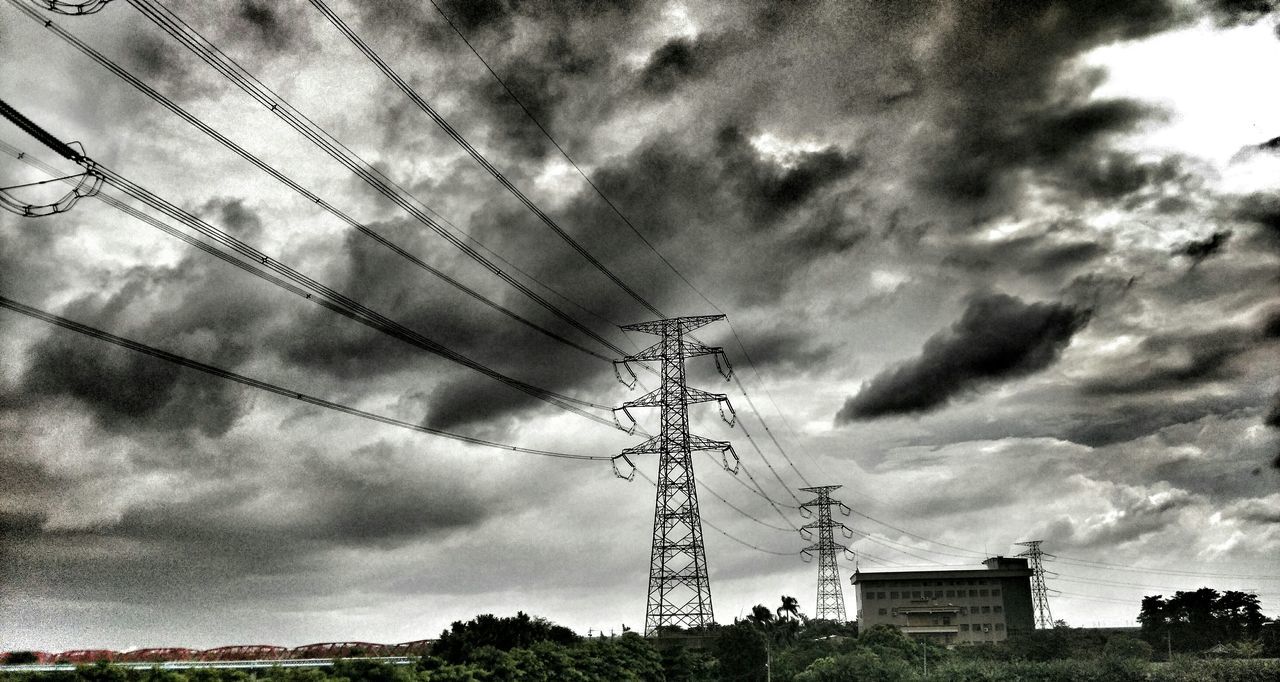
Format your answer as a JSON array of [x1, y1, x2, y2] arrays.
[[623, 339, 724, 362], [621, 314, 724, 335], [622, 386, 727, 409]]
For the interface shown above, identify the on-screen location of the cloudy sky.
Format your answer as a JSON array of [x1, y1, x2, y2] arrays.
[[2, 0, 1278, 651]]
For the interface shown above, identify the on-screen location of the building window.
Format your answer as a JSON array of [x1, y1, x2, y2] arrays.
[[912, 591, 921, 599], [969, 590, 978, 598], [979, 589, 989, 597], [878, 608, 887, 616], [994, 606, 1003, 614], [890, 591, 899, 599], [995, 624, 1004, 631], [982, 606, 991, 614], [992, 589, 1001, 597], [945, 590, 955, 598], [924, 590, 933, 598], [960, 624, 970, 632]]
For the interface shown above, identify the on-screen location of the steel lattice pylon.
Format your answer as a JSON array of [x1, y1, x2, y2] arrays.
[[1016, 540, 1054, 628], [610, 315, 740, 636], [799, 485, 856, 622]]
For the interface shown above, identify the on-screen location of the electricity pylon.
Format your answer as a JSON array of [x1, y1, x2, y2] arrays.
[[611, 315, 739, 636], [799, 485, 856, 622], [1016, 540, 1053, 628]]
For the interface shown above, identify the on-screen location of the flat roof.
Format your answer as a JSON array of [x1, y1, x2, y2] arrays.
[[853, 568, 1032, 583]]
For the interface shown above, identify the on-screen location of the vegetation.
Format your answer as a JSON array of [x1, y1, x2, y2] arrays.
[[4, 598, 1278, 682], [1138, 588, 1268, 656]]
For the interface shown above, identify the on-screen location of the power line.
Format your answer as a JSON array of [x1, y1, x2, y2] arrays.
[[636, 470, 797, 558], [307, 0, 664, 320], [0, 102, 621, 431], [0, 295, 609, 462], [4, 0, 619, 363], [1052, 555, 1280, 582], [115, 0, 631, 361], [422, 0, 831, 498]]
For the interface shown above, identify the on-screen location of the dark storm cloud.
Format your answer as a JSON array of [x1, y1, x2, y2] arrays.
[[729, 323, 836, 375], [234, 1, 297, 51], [1052, 488, 1198, 549], [1059, 152, 1200, 207], [942, 228, 1108, 279], [1202, 0, 1280, 27], [268, 214, 623, 431], [475, 33, 606, 160], [637, 35, 725, 96], [358, 0, 644, 161], [1080, 321, 1275, 396], [1176, 230, 1233, 263], [919, 0, 1184, 208], [1231, 192, 1280, 251], [15, 200, 284, 438], [715, 126, 862, 221], [2, 439, 501, 605], [836, 293, 1091, 421]]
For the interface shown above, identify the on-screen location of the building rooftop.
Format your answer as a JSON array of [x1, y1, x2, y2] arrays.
[[852, 556, 1032, 583]]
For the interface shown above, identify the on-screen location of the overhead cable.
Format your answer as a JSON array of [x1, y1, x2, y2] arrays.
[[117, 0, 631, 359], [0, 295, 610, 462], [0, 102, 621, 431], [424, 0, 834, 492], [636, 469, 797, 557], [307, 0, 664, 319], [5, 0, 615, 362]]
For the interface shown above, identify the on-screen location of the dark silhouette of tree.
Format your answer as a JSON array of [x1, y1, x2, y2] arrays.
[[777, 595, 802, 621], [1138, 588, 1266, 654], [432, 611, 579, 664], [747, 604, 775, 625]]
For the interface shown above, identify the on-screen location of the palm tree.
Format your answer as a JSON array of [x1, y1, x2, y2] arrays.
[[777, 595, 802, 621], [747, 604, 775, 625]]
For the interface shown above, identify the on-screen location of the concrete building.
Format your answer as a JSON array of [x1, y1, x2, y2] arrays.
[[851, 557, 1035, 645]]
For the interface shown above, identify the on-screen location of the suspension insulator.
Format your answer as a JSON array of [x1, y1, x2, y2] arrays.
[[612, 360, 637, 389], [611, 454, 636, 481], [720, 444, 740, 475], [611, 407, 637, 435], [0, 167, 103, 218], [718, 397, 736, 427], [36, 0, 114, 15]]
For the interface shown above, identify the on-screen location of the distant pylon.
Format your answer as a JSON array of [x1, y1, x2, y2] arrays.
[[1016, 540, 1054, 628], [610, 315, 740, 636], [799, 485, 856, 622]]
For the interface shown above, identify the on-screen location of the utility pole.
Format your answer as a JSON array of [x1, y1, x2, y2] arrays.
[[799, 485, 856, 622], [611, 315, 739, 636], [1016, 540, 1054, 629]]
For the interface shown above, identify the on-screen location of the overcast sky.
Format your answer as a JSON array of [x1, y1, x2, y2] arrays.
[[1, 0, 1278, 651]]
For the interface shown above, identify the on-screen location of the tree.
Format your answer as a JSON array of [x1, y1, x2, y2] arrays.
[[713, 621, 768, 682], [747, 604, 776, 625], [1138, 588, 1267, 653], [432, 612, 580, 664], [777, 595, 802, 621]]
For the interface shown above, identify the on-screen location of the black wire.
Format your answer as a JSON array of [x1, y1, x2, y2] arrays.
[[424, 0, 830, 491], [4, 0, 617, 363], [424, 0, 711, 317], [0, 171, 81, 190], [0, 110, 621, 431], [121, 0, 631, 361], [635, 469, 798, 557], [309, 0, 664, 320], [0, 295, 609, 461]]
